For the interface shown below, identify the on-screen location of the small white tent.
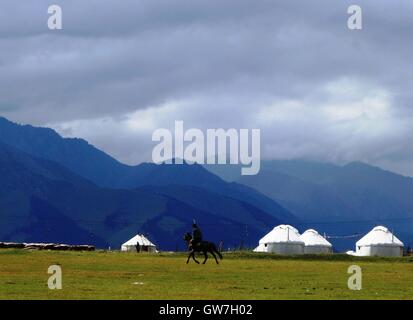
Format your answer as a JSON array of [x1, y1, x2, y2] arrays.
[[299, 229, 332, 254], [121, 234, 157, 253], [354, 226, 404, 257], [254, 225, 304, 255]]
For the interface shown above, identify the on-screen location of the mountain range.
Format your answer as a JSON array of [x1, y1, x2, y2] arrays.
[[0, 117, 294, 250], [1, 116, 412, 252]]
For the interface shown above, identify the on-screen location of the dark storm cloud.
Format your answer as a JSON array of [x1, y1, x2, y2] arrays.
[[0, 0, 412, 175]]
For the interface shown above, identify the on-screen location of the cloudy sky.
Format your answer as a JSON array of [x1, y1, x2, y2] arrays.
[[0, 0, 412, 176]]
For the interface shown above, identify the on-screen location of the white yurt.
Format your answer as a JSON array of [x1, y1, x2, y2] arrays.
[[255, 225, 304, 255], [354, 226, 404, 257], [121, 234, 157, 253], [299, 229, 333, 254]]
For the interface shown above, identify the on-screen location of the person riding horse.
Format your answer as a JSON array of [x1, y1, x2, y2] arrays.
[[184, 220, 222, 264], [190, 223, 203, 249]]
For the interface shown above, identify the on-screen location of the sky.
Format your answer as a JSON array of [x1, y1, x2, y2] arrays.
[[0, 0, 412, 176]]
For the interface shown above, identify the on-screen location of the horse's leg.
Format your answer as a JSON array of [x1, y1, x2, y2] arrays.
[[202, 250, 208, 264], [214, 245, 223, 260], [187, 250, 198, 264], [209, 249, 219, 264], [192, 251, 200, 264]]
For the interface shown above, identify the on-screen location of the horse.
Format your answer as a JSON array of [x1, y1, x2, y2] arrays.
[[183, 232, 223, 264]]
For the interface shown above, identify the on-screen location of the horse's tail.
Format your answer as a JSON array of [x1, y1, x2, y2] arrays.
[[213, 243, 223, 260]]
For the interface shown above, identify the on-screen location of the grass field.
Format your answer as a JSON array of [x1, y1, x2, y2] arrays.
[[1, 249, 413, 300]]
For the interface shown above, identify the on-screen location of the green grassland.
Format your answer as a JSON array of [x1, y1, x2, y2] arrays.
[[0, 249, 413, 300]]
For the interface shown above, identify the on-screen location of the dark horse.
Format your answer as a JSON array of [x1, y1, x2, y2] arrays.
[[183, 233, 223, 264]]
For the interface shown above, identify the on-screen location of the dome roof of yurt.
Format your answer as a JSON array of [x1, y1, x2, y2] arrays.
[[259, 225, 303, 244], [299, 229, 332, 247], [356, 226, 403, 247]]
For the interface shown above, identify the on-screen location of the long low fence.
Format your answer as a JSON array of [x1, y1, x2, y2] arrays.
[[0, 242, 95, 251]]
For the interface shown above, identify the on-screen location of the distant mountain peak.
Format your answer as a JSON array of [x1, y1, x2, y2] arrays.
[[344, 161, 372, 168], [342, 161, 404, 177], [0, 115, 130, 186]]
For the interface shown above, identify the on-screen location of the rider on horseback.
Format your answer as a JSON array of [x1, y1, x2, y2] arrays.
[[184, 223, 223, 264], [190, 221, 203, 249]]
